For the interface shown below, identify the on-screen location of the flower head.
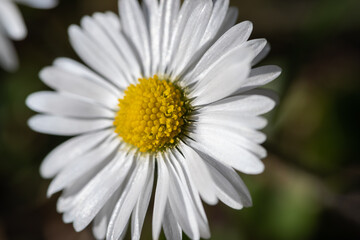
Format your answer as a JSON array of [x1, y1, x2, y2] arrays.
[[114, 75, 191, 152], [0, 0, 58, 71], [26, 0, 281, 239]]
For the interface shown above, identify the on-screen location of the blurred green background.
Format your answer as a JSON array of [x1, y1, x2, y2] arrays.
[[0, 0, 359, 239]]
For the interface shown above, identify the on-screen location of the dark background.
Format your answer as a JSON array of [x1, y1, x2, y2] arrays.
[[0, 0, 359, 239]]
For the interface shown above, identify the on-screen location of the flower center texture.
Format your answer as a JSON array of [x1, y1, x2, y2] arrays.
[[114, 75, 191, 152]]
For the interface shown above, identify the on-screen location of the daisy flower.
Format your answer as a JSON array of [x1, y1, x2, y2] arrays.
[[0, 0, 58, 71], [26, 0, 281, 239]]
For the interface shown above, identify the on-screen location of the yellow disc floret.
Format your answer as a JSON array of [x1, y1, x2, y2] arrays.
[[114, 75, 190, 152]]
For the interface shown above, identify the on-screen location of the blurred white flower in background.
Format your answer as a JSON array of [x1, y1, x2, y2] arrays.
[[0, 0, 58, 71]]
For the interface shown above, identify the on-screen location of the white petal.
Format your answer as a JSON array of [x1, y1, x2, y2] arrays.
[[57, 170, 96, 215], [195, 119, 266, 143], [142, 0, 160, 75], [107, 156, 150, 240], [93, 214, 107, 239], [0, 1, 26, 40], [15, 0, 58, 8], [235, 65, 282, 93], [182, 20, 252, 85], [52, 58, 122, 97], [162, 202, 182, 240], [192, 124, 267, 159], [68, 150, 134, 231], [166, 154, 200, 240], [80, 15, 134, 85], [237, 128, 267, 144], [200, 0, 229, 45], [158, 0, 180, 73], [215, 7, 238, 39], [252, 42, 270, 66], [119, 0, 151, 76], [190, 130, 265, 174], [68, 25, 127, 89], [194, 111, 268, 130], [28, 115, 113, 136], [131, 158, 155, 240], [40, 67, 118, 109], [92, 192, 120, 240], [170, 150, 210, 239], [185, 45, 249, 90], [218, 124, 266, 144], [26, 91, 115, 119], [152, 155, 170, 240], [243, 38, 267, 63], [201, 94, 276, 116], [179, 143, 217, 205], [196, 150, 252, 209], [241, 89, 279, 106], [190, 44, 252, 86], [57, 150, 129, 214], [171, 149, 205, 214], [40, 67, 121, 110], [91, 12, 142, 80], [40, 66, 120, 110], [168, 0, 212, 77], [40, 129, 110, 178], [243, 38, 271, 66], [190, 47, 253, 106], [0, 29, 18, 71], [47, 135, 119, 196]]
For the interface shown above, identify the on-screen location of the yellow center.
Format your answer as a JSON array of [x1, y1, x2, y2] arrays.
[[114, 75, 190, 152]]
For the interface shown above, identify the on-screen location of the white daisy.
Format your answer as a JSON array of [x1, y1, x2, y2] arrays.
[[26, 0, 281, 239], [0, 0, 58, 71]]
